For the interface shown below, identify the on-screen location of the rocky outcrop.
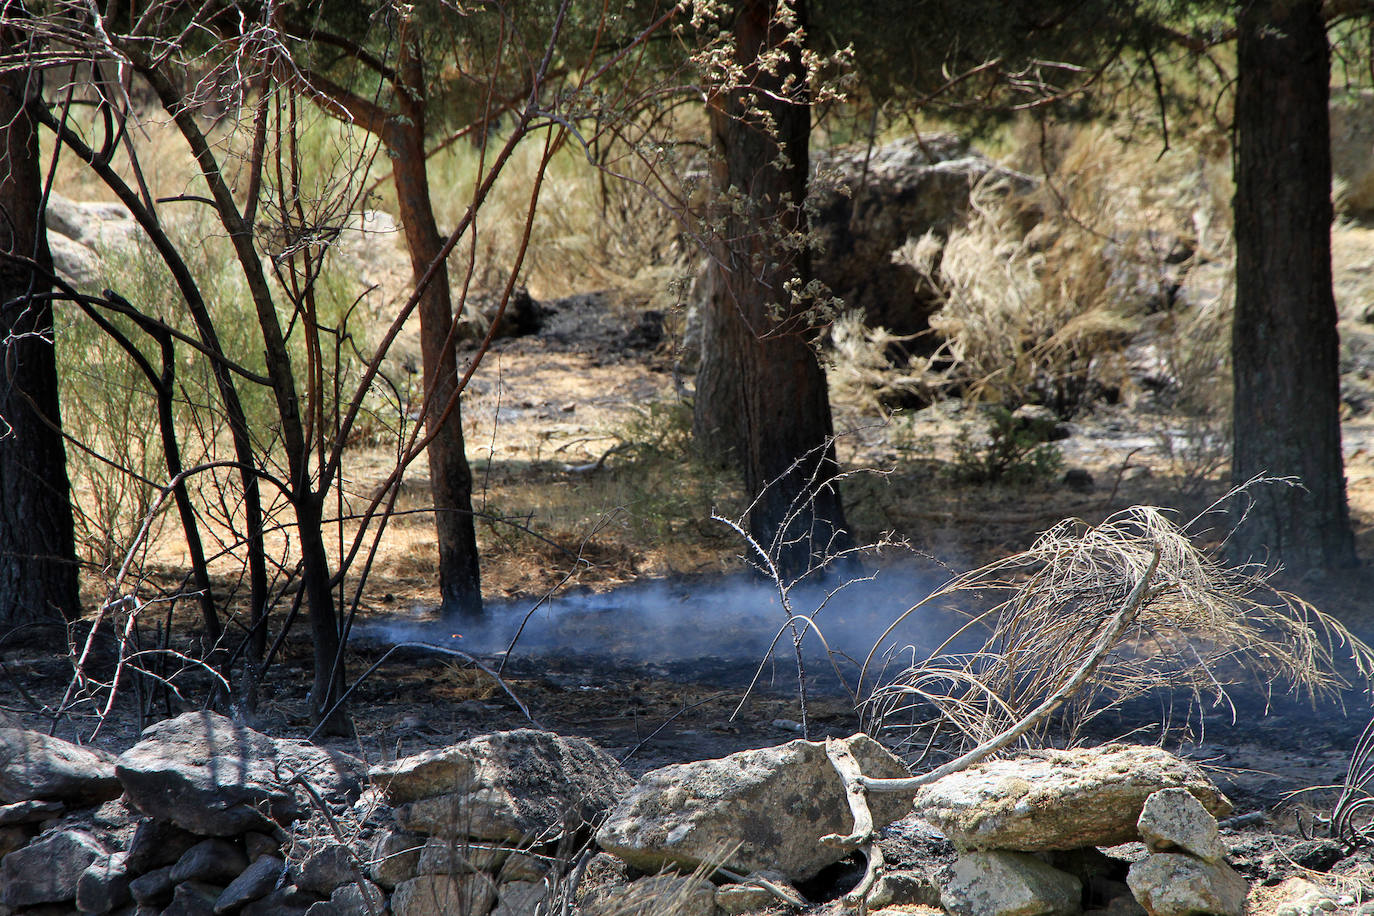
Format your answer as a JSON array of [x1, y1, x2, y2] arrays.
[[811, 134, 1030, 337], [912, 743, 1232, 851], [115, 711, 366, 836], [596, 733, 911, 882]]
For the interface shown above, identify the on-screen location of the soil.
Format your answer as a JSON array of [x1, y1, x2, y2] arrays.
[[7, 279, 1374, 911]]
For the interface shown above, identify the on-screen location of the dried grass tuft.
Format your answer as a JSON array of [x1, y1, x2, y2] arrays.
[[863, 496, 1374, 757]]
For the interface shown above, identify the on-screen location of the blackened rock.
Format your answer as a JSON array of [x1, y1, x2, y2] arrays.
[[0, 728, 121, 804], [170, 838, 249, 884], [0, 828, 107, 908], [116, 712, 365, 836]]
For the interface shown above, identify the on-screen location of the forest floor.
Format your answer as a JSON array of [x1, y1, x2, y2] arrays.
[[9, 233, 1374, 908]]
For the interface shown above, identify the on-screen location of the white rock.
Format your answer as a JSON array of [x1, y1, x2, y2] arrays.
[[1136, 788, 1226, 862], [1127, 852, 1247, 916]]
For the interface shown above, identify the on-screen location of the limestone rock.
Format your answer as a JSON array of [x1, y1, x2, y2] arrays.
[[0, 828, 107, 908], [913, 744, 1231, 851], [1127, 853, 1247, 916], [581, 874, 719, 916], [116, 712, 365, 836], [0, 728, 121, 804], [596, 733, 910, 882], [76, 850, 132, 914], [214, 855, 285, 913], [1136, 788, 1226, 863], [391, 872, 497, 916], [48, 232, 103, 287], [941, 851, 1083, 916], [376, 729, 631, 842], [368, 830, 425, 888]]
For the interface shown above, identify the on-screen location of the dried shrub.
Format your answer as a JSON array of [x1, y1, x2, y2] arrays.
[[862, 499, 1374, 757]]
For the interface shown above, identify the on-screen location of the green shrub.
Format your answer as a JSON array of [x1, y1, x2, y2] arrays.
[[951, 405, 1063, 485]]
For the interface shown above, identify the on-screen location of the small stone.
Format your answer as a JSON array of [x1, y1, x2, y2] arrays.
[[0, 799, 64, 826], [126, 818, 199, 872], [163, 880, 224, 916], [244, 832, 282, 863], [214, 855, 285, 913], [581, 874, 718, 916], [129, 865, 177, 906], [368, 830, 425, 889], [170, 838, 249, 884], [1127, 852, 1248, 916], [296, 844, 355, 895], [490, 880, 547, 916], [1137, 788, 1226, 862], [305, 879, 386, 916], [391, 873, 497, 916], [0, 828, 107, 908], [941, 851, 1082, 916], [76, 851, 132, 914], [240, 885, 317, 916], [866, 868, 940, 908]]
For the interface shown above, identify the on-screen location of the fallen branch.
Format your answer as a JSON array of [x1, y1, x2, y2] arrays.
[[819, 547, 1160, 911]]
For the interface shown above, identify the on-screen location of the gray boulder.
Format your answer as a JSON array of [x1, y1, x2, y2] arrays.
[[164, 879, 226, 916], [306, 878, 386, 916], [1136, 788, 1227, 863], [0, 828, 107, 908], [0, 727, 121, 804], [595, 733, 910, 882], [1127, 853, 1248, 916], [913, 744, 1231, 851], [811, 135, 1027, 337], [116, 712, 366, 835], [941, 851, 1083, 916], [375, 729, 632, 842]]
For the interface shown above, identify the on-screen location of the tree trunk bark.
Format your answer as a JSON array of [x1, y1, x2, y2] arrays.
[[0, 60, 80, 638], [693, 0, 850, 578], [1230, 0, 1356, 572], [390, 42, 483, 618]]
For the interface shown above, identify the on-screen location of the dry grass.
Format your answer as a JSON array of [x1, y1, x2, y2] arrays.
[[863, 498, 1374, 758]]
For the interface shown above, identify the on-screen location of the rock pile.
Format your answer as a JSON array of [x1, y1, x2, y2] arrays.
[[0, 720, 1288, 916], [911, 743, 1245, 916]]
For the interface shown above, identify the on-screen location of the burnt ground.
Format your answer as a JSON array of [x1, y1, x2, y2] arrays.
[[5, 287, 1374, 909]]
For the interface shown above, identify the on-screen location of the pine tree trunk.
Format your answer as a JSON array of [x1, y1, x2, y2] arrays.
[[1231, 0, 1356, 571], [693, 0, 850, 578], [391, 47, 483, 618], [0, 62, 80, 638]]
